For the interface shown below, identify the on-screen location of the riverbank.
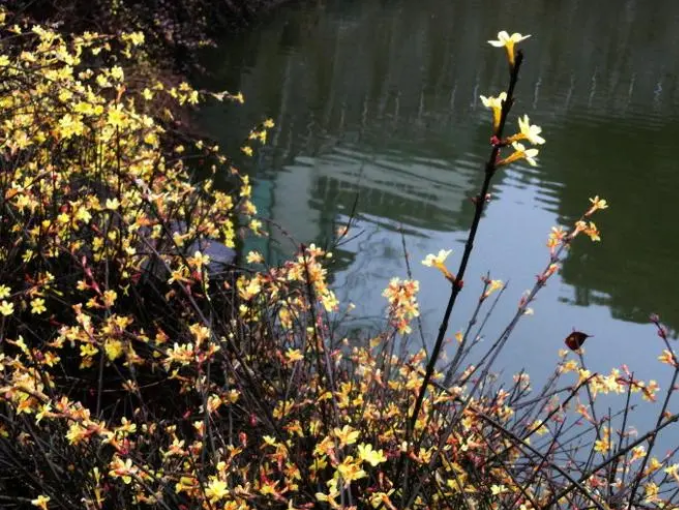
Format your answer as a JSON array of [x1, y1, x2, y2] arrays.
[[6, 0, 296, 70]]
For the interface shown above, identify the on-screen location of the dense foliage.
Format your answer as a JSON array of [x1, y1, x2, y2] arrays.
[[5, 0, 284, 70], [1, 9, 678, 510]]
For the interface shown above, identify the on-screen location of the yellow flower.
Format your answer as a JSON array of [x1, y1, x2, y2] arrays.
[[422, 249, 455, 282], [665, 464, 679, 484], [110, 65, 124, 81], [491, 484, 507, 496], [175, 475, 199, 495], [422, 249, 452, 267], [126, 31, 145, 46], [585, 222, 600, 242], [358, 443, 387, 466], [575, 221, 601, 242], [75, 206, 92, 224], [31, 298, 46, 315], [631, 445, 646, 461], [530, 420, 548, 436], [107, 105, 126, 127], [337, 456, 367, 483], [31, 495, 50, 510], [648, 456, 662, 472], [66, 423, 89, 445], [498, 142, 539, 167], [105, 198, 120, 210], [334, 425, 360, 446], [246, 251, 264, 264], [644, 482, 659, 503], [188, 250, 210, 270], [0, 285, 11, 299], [488, 31, 531, 66], [260, 481, 280, 497], [593, 438, 609, 454], [285, 348, 304, 363], [237, 276, 261, 301], [658, 349, 678, 367], [508, 115, 545, 145], [480, 92, 507, 133], [0, 300, 14, 316], [109, 457, 137, 484], [80, 343, 99, 358], [241, 146, 253, 157], [105, 339, 124, 361], [249, 218, 262, 233], [57, 114, 85, 139], [587, 196, 609, 215], [205, 478, 229, 502], [117, 417, 137, 434], [262, 435, 278, 447], [482, 279, 504, 299], [103, 290, 117, 307]]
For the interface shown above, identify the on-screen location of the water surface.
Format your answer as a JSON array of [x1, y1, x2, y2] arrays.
[[198, 0, 679, 395]]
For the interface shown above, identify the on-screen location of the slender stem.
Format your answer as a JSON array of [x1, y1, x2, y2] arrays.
[[626, 320, 679, 509], [543, 413, 679, 507], [405, 50, 524, 448], [395, 53, 526, 502]]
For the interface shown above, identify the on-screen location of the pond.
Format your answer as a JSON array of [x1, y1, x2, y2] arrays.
[[197, 0, 679, 400]]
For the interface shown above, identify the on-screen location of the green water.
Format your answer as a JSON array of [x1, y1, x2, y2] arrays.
[[198, 0, 679, 386]]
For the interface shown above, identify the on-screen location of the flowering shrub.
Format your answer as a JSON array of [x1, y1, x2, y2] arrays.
[[6, 0, 282, 68], [1, 13, 678, 510]]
